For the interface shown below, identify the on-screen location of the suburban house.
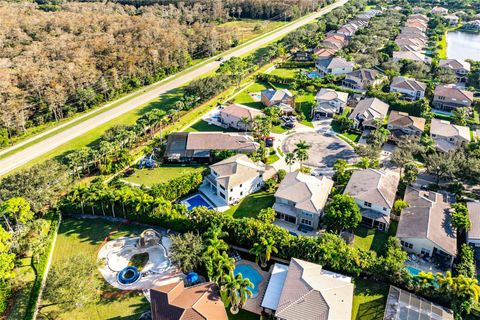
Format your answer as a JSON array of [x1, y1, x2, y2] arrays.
[[313, 47, 337, 60], [432, 6, 448, 15], [395, 38, 425, 52], [397, 187, 457, 268], [389, 76, 426, 101], [430, 118, 471, 152], [383, 286, 454, 320], [261, 89, 294, 108], [444, 15, 459, 26], [218, 104, 263, 131], [342, 68, 385, 91], [432, 85, 474, 111], [392, 51, 432, 64], [348, 97, 389, 129], [405, 20, 427, 31], [315, 57, 354, 77], [150, 280, 228, 320], [261, 258, 354, 320], [463, 20, 480, 31], [201, 154, 274, 206], [313, 88, 349, 118], [467, 202, 480, 247], [439, 59, 471, 83], [400, 26, 425, 35], [387, 111, 425, 141], [321, 34, 348, 50], [273, 171, 334, 230], [344, 169, 400, 232], [164, 132, 258, 163]]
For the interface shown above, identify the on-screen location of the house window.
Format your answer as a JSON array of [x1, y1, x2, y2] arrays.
[[240, 184, 243, 187], [230, 188, 233, 192], [220, 192, 226, 200], [303, 211, 314, 218], [439, 96, 445, 100], [383, 207, 387, 211], [240, 191, 243, 196], [364, 202, 372, 208], [300, 218, 312, 226], [400, 240, 413, 249], [219, 185, 225, 191], [259, 174, 263, 178], [421, 248, 431, 256]]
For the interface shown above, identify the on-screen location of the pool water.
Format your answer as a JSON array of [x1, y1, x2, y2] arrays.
[[183, 194, 213, 211], [406, 266, 421, 277], [234, 264, 262, 298]]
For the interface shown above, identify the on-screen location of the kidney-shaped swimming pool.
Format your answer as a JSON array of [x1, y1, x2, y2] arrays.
[[234, 264, 262, 298]]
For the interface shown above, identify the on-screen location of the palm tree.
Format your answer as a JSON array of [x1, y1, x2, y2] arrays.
[[237, 117, 251, 132], [213, 252, 235, 284], [250, 236, 278, 268], [284, 152, 296, 172], [294, 140, 311, 169], [203, 227, 228, 257], [222, 273, 253, 314]]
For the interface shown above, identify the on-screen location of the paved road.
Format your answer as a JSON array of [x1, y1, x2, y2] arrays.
[[0, 0, 348, 177]]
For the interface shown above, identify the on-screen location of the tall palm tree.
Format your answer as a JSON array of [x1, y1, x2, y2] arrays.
[[213, 252, 235, 284], [222, 273, 253, 314], [203, 227, 228, 257], [294, 140, 311, 169], [250, 236, 278, 268], [284, 152, 296, 172]]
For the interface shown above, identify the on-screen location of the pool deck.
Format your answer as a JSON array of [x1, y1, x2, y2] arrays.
[[236, 260, 270, 315], [406, 259, 445, 275]]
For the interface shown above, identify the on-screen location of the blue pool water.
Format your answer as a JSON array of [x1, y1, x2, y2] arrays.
[[183, 194, 213, 211], [234, 264, 262, 298], [406, 266, 421, 277]]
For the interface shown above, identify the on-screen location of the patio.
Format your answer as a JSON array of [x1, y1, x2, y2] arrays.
[[235, 260, 270, 315], [273, 219, 321, 237]]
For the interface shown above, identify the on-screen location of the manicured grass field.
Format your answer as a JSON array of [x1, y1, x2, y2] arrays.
[[184, 120, 239, 133], [224, 191, 275, 218], [352, 221, 398, 255], [269, 68, 300, 79], [233, 81, 269, 109], [123, 165, 206, 186], [41, 218, 150, 320], [352, 278, 389, 320]]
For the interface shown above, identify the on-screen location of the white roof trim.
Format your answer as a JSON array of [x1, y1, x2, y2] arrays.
[[261, 263, 289, 310]]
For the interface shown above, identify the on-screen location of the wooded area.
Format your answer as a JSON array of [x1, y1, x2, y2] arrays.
[[0, 0, 322, 145]]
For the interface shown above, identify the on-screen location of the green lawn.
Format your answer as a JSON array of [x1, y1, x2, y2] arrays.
[[295, 93, 315, 127], [352, 278, 389, 320], [269, 68, 300, 79], [224, 191, 275, 218], [233, 81, 269, 109], [227, 309, 260, 320], [123, 165, 206, 186], [184, 120, 239, 133], [266, 153, 280, 164], [352, 221, 398, 255], [41, 218, 150, 320], [7, 257, 36, 320]]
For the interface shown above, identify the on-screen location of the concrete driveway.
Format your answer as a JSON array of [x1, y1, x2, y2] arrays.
[[281, 131, 358, 169]]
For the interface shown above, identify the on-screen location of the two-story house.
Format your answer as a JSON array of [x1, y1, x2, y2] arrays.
[[432, 85, 474, 111], [344, 169, 400, 232], [348, 97, 389, 129], [430, 118, 471, 152], [432, 6, 448, 15], [397, 187, 457, 268], [342, 68, 385, 91], [387, 111, 425, 142], [439, 59, 471, 83], [315, 57, 354, 77], [313, 88, 349, 118], [260, 89, 294, 108], [389, 76, 426, 101], [273, 172, 333, 230], [201, 154, 275, 206]]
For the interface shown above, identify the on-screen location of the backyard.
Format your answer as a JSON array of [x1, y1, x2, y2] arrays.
[[122, 165, 206, 186], [353, 221, 398, 255], [224, 191, 275, 218], [40, 218, 151, 320], [352, 278, 389, 320], [184, 120, 239, 133]]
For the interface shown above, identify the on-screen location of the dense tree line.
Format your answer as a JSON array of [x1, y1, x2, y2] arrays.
[[0, 0, 309, 146]]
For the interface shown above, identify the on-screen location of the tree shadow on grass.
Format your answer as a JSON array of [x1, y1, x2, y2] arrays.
[[355, 297, 387, 320]]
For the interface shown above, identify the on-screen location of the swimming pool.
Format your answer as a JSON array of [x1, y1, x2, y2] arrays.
[[182, 194, 213, 211], [406, 266, 421, 277], [234, 264, 262, 298]]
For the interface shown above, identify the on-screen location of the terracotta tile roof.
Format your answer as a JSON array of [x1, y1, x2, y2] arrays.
[[397, 187, 457, 256], [391, 76, 426, 92], [434, 85, 474, 102], [150, 281, 227, 320], [274, 172, 333, 213], [274, 258, 353, 320], [219, 104, 263, 122], [344, 169, 399, 209], [387, 111, 425, 132], [313, 47, 337, 58]]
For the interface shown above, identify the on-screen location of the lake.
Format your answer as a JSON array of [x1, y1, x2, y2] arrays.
[[446, 31, 480, 61]]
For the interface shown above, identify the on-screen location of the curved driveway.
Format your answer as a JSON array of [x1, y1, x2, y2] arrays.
[[0, 0, 348, 177]]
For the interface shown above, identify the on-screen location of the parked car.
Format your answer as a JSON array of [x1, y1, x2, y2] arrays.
[[265, 137, 274, 147], [216, 57, 225, 62], [282, 122, 294, 129]]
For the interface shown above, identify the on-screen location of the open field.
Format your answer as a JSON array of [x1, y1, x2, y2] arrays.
[[41, 218, 150, 320], [123, 165, 206, 186]]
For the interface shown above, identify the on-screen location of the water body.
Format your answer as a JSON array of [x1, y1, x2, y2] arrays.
[[446, 31, 480, 61]]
